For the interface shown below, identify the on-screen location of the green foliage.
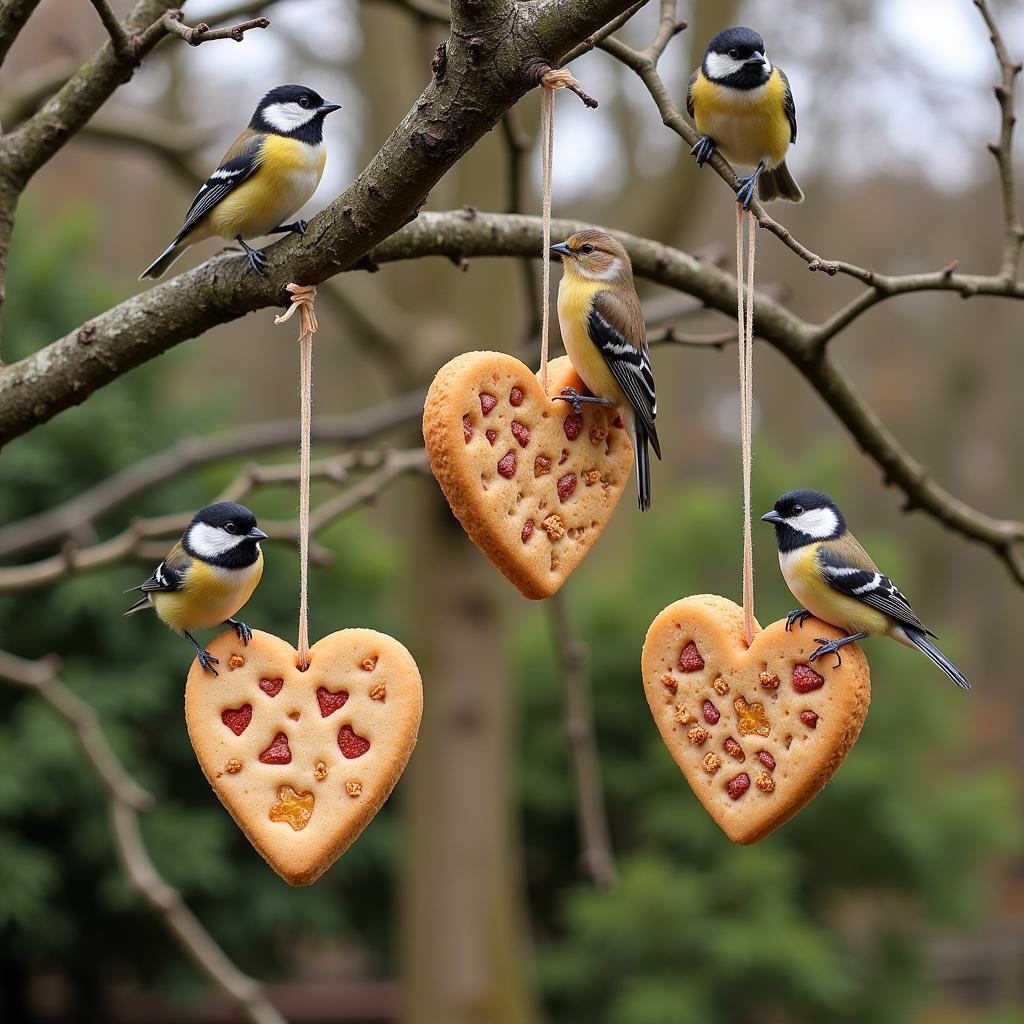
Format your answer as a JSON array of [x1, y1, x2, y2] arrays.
[[0, 211, 405, 1012], [518, 450, 1019, 1024]]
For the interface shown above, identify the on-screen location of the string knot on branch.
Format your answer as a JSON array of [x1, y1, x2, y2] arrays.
[[537, 65, 598, 108]]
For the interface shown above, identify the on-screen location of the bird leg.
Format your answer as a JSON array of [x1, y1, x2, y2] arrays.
[[785, 608, 812, 632], [808, 631, 869, 669], [268, 220, 307, 236], [690, 135, 715, 167], [234, 234, 269, 276], [735, 162, 765, 210], [552, 388, 615, 415], [225, 618, 253, 645], [184, 630, 220, 675]]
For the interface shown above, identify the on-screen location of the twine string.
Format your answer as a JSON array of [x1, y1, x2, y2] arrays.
[[539, 68, 577, 396], [735, 206, 757, 646], [274, 283, 319, 669]]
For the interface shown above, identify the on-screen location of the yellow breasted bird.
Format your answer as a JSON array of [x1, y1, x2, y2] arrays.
[[551, 230, 661, 511], [761, 489, 970, 689], [140, 85, 341, 279], [687, 26, 802, 209], [125, 502, 266, 675]]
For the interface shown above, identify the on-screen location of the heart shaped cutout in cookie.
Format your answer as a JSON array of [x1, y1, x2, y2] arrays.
[[641, 594, 871, 844], [423, 352, 634, 599], [186, 628, 422, 885]]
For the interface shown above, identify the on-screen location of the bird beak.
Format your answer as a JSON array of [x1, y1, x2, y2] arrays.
[[745, 51, 767, 67], [248, 527, 269, 540], [318, 102, 342, 115], [760, 510, 783, 525], [550, 241, 572, 258]]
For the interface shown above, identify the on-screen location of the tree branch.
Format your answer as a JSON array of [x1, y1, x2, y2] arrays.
[[548, 592, 617, 888], [0, 0, 42, 69], [0, 650, 287, 1024], [89, 0, 135, 56], [161, 8, 270, 45]]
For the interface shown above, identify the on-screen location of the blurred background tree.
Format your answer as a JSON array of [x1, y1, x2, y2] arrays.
[[0, 1, 1022, 1022]]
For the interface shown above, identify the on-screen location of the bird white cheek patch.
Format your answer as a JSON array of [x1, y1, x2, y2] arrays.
[[186, 628, 422, 885], [641, 595, 871, 844], [423, 352, 633, 599]]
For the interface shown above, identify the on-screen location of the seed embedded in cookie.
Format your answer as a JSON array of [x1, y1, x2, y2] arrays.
[[361, 655, 378, 672], [542, 514, 565, 540], [755, 771, 775, 794], [713, 676, 730, 695], [793, 664, 825, 693], [338, 724, 371, 759], [678, 641, 704, 672], [661, 674, 678, 694], [259, 677, 284, 697], [686, 726, 710, 745], [702, 752, 722, 774], [226, 758, 242, 774], [345, 781, 363, 798], [313, 760, 328, 781], [370, 683, 387, 701], [674, 704, 692, 724], [759, 671, 780, 689], [229, 654, 245, 669], [269, 785, 315, 831], [221, 705, 253, 736]]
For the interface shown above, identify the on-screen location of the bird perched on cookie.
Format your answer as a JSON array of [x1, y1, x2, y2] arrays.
[[125, 502, 267, 675], [761, 489, 970, 689], [687, 26, 802, 209], [550, 230, 661, 511], [140, 85, 341, 279]]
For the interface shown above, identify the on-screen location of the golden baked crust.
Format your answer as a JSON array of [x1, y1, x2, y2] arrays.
[[185, 628, 422, 885], [641, 595, 871, 844], [423, 351, 633, 600]]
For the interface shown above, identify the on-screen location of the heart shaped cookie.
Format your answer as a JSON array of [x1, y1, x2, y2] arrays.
[[641, 595, 870, 844], [423, 351, 633, 599], [185, 628, 422, 885]]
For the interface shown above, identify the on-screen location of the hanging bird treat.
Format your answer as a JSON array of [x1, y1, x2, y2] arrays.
[[642, 595, 870, 844], [186, 628, 422, 885], [423, 352, 632, 599]]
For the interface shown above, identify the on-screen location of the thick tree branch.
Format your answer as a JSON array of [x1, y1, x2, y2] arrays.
[[0, 651, 287, 1024], [0, 0, 42, 69]]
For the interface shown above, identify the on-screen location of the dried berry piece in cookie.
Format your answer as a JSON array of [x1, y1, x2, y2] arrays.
[[511, 421, 530, 448], [497, 451, 517, 478], [338, 724, 371, 759], [463, 415, 473, 443], [316, 686, 349, 717], [479, 392, 497, 415], [521, 520, 534, 543], [509, 385, 524, 406], [221, 704, 252, 736], [563, 414, 582, 440], [756, 749, 776, 771], [259, 732, 292, 764], [702, 699, 720, 724], [800, 710, 820, 729], [486, 429, 498, 446], [726, 773, 751, 800], [678, 641, 704, 672], [793, 664, 825, 693], [557, 473, 577, 502], [259, 677, 284, 697], [723, 736, 744, 761]]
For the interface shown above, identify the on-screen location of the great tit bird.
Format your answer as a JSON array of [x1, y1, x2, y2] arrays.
[[550, 230, 661, 511], [687, 26, 802, 209], [140, 84, 341, 279], [761, 489, 970, 689], [125, 502, 267, 675]]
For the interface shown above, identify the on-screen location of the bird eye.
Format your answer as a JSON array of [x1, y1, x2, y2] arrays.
[[728, 48, 739, 58], [299, 96, 310, 107], [225, 522, 237, 534], [579, 244, 595, 254], [792, 505, 804, 515]]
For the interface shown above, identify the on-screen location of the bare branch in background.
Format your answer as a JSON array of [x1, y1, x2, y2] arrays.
[[0, 0, 43, 69], [88, 0, 135, 59], [161, 9, 270, 45], [0, 651, 287, 1024], [548, 592, 617, 888]]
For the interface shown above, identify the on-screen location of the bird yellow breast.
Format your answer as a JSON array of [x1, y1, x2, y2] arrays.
[[556, 275, 621, 401], [691, 69, 791, 169], [153, 554, 263, 634], [208, 136, 326, 240], [779, 544, 889, 637]]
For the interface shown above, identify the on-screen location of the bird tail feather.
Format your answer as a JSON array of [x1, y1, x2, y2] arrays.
[[902, 626, 970, 690], [758, 160, 803, 203], [139, 240, 185, 280], [634, 421, 656, 512]]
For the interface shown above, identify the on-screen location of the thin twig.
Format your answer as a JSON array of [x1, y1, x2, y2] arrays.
[[547, 593, 617, 888], [161, 8, 269, 44], [0, 651, 286, 1024], [89, 0, 135, 57]]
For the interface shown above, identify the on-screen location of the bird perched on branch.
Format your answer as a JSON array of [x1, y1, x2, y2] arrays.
[[140, 85, 341, 279], [761, 489, 970, 689], [687, 26, 802, 209], [125, 502, 267, 675], [551, 230, 661, 511]]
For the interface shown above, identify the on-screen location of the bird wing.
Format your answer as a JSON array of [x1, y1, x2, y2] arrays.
[[173, 130, 264, 243], [686, 69, 698, 119], [131, 541, 191, 594], [817, 540, 930, 634], [777, 67, 797, 144], [588, 290, 660, 457]]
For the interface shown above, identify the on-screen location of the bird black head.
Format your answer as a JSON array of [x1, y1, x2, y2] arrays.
[[184, 502, 267, 568], [760, 489, 846, 552], [703, 26, 771, 89], [251, 84, 341, 143]]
